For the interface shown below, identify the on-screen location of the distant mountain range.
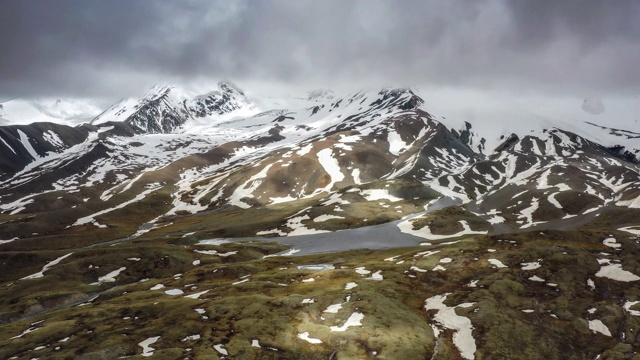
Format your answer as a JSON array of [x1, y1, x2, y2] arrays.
[[1, 82, 638, 223], [1, 82, 640, 360]]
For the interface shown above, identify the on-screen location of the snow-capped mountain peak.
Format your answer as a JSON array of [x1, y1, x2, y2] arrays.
[[89, 82, 256, 134]]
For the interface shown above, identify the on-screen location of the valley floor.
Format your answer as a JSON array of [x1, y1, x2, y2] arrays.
[[2, 227, 640, 359]]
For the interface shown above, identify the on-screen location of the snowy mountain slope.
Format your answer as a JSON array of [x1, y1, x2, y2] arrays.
[[2, 85, 640, 360], [0, 123, 95, 177], [0, 82, 639, 250], [420, 88, 640, 158], [412, 128, 640, 231]]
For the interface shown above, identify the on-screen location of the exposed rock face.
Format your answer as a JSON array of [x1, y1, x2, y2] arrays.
[[0, 123, 91, 175], [90, 82, 253, 135]]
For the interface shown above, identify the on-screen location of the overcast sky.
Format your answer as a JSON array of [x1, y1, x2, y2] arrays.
[[1, 0, 639, 101]]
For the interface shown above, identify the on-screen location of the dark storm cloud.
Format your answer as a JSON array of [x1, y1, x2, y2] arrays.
[[0, 0, 638, 99], [506, 0, 640, 48]]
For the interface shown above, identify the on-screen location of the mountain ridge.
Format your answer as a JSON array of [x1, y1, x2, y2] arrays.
[[2, 82, 640, 360], [1, 83, 638, 240]]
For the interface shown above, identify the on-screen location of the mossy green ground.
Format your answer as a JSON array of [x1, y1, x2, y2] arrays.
[[2, 227, 640, 359]]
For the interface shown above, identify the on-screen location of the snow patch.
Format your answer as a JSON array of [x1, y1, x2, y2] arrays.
[[21, 253, 74, 280], [165, 289, 184, 295], [214, 344, 229, 356], [324, 303, 343, 313], [313, 214, 344, 222], [330, 312, 365, 332], [595, 263, 640, 282], [297, 332, 322, 344], [588, 320, 611, 336], [139, 336, 160, 357], [521, 261, 541, 270], [623, 301, 640, 316], [91, 267, 126, 285], [602, 238, 621, 249], [488, 258, 508, 268], [398, 218, 487, 240], [344, 282, 358, 290], [360, 189, 402, 202], [425, 294, 476, 360], [316, 148, 345, 192]]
